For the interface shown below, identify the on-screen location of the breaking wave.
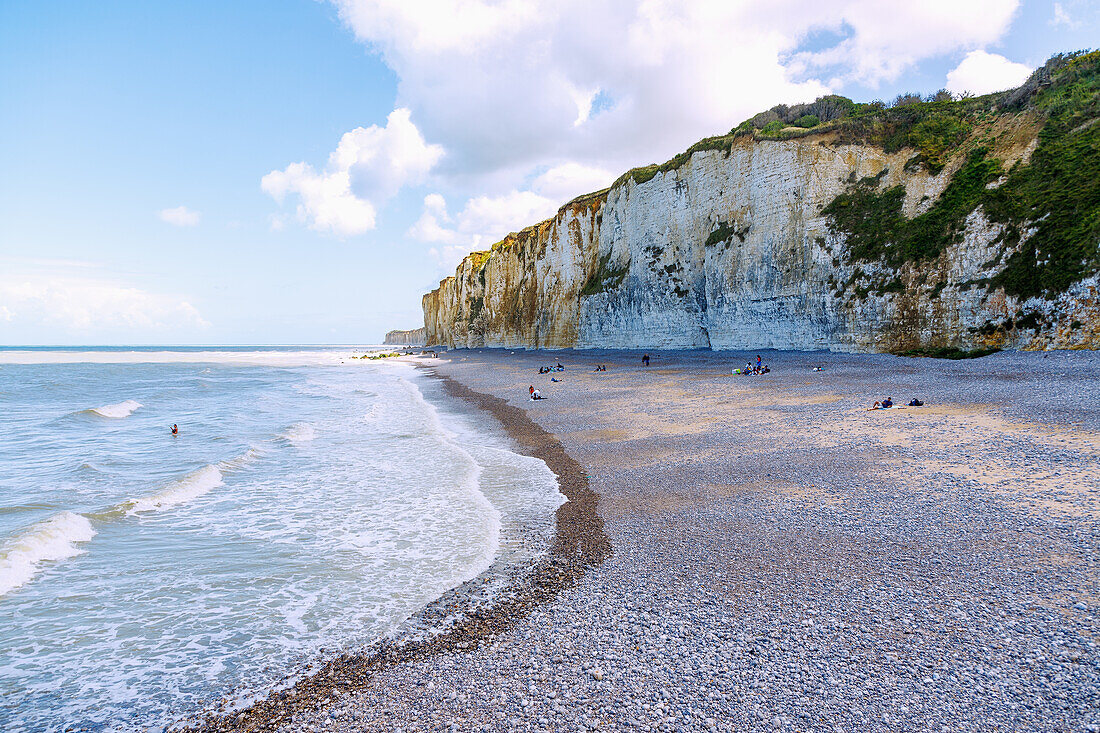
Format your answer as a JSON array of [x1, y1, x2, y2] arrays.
[[89, 400, 142, 418], [124, 465, 224, 515], [0, 512, 97, 596]]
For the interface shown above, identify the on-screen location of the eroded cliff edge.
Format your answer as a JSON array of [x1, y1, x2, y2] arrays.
[[424, 53, 1100, 352]]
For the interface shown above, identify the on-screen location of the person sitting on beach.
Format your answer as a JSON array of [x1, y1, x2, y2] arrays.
[[882, 397, 893, 408], [812, 366, 823, 372], [529, 386, 544, 400], [762, 365, 770, 374], [556, 362, 564, 370], [908, 398, 924, 406], [551, 377, 560, 382]]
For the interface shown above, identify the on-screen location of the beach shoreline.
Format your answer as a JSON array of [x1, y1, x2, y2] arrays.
[[193, 347, 1098, 732], [186, 365, 610, 732]]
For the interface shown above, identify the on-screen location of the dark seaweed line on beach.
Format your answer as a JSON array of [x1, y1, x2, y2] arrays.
[[183, 369, 610, 733]]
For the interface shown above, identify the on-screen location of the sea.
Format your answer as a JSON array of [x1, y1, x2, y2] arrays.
[[0, 347, 564, 731]]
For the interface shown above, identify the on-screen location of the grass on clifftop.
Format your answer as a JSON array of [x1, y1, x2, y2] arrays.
[[821, 50, 1100, 300]]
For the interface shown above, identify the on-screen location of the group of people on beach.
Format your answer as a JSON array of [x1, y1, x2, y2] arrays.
[[593, 365, 608, 372], [538, 363, 564, 374], [871, 397, 925, 409], [733, 355, 770, 375]]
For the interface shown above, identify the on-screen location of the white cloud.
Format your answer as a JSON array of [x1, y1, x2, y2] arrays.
[[531, 162, 615, 201], [946, 50, 1032, 96], [262, 108, 442, 236], [159, 205, 201, 227], [428, 244, 477, 272], [1049, 2, 1079, 28], [332, 0, 1021, 183], [407, 193, 461, 244], [457, 190, 559, 246], [786, 1, 1020, 87], [261, 0, 1026, 256], [0, 263, 209, 336], [410, 189, 561, 258]]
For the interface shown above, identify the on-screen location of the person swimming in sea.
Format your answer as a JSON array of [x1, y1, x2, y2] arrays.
[[171, 424, 178, 435]]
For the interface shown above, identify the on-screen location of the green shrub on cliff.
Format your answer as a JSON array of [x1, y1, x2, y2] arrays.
[[581, 252, 628, 296], [984, 50, 1100, 299], [822, 148, 1003, 266], [822, 50, 1100, 299]]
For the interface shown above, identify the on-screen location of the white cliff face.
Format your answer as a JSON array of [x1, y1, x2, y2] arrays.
[[383, 327, 425, 345], [424, 132, 1098, 352], [423, 194, 603, 349]]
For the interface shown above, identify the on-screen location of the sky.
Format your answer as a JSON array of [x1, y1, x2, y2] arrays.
[[0, 0, 1095, 345]]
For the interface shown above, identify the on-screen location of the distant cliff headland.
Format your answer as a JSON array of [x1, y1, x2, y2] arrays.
[[384, 327, 426, 346], [421, 52, 1100, 352]]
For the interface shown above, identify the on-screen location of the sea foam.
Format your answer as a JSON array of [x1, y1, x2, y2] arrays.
[[90, 400, 142, 418], [0, 512, 97, 596], [125, 465, 224, 515], [280, 423, 317, 444]]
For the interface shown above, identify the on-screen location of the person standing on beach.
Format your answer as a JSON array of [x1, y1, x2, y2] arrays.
[[642, 354, 650, 366]]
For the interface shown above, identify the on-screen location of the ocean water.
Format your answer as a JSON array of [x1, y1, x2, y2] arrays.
[[0, 348, 564, 731]]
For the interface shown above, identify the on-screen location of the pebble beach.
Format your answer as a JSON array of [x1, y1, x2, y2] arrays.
[[196, 348, 1099, 733]]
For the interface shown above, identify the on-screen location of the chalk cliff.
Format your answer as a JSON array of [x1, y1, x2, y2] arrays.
[[423, 53, 1100, 352], [383, 327, 426, 346]]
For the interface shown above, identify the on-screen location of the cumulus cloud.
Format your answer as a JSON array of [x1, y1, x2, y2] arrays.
[[409, 189, 562, 257], [159, 205, 201, 227], [333, 0, 1020, 180], [785, 1, 1020, 87], [262, 107, 442, 236], [269, 1, 1025, 256], [428, 244, 477, 273], [946, 50, 1032, 96], [407, 193, 461, 244], [531, 162, 616, 202], [0, 263, 209, 336]]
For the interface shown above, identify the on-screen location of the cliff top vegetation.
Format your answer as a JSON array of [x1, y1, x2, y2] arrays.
[[615, 50, 1096, 187]]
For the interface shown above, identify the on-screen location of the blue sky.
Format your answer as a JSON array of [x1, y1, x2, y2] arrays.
[[0, 0, 1095, 345]]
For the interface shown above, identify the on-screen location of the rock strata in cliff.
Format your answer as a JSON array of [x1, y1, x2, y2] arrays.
[[424, 52, 1100, 353], [384, 327, 426, 346]]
